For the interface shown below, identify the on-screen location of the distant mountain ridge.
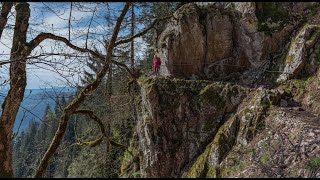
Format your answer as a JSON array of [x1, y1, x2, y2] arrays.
[[0, 86, 76, 134]]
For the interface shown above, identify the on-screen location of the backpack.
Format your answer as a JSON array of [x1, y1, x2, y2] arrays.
[[157, 57, 161, 66]]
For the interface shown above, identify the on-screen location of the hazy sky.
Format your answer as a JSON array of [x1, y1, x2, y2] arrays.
[[0, 2, 147, 89]]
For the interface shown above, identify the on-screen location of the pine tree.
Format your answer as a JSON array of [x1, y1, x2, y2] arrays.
[[54, 96, 61, 118], [67, 46, 136, 177], [14, 119, 39, 177], [80, 56, 103, 85], [12, 132, 25, 177]]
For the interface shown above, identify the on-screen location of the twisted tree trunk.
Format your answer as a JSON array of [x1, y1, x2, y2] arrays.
[[0, 2, 30, 177], [0, 2, 13, 39]]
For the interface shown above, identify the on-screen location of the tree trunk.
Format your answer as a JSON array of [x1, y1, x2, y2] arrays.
[[0, 2, 13, 39], [129, 3, 138, 141], [0, 2, 30, 177]]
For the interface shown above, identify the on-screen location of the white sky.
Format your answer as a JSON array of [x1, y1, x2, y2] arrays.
[[0, 2, 148, 89]]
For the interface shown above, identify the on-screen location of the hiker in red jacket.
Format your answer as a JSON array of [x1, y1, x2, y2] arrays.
[[153, 54, 161, 77]]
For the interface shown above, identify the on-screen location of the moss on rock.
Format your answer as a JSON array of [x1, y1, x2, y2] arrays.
[[183, 144, 212, 178]]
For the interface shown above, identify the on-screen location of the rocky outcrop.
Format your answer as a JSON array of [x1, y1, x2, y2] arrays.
[[129, 77, 320, 178], [120, 2, 320, 178], [135, 78, 249, 177], [279, 67, 320, 114], [182, 88, 282, 177], [156, 2, 296, 79], [219, 107, 320, 178], [277, 24, 320, 82]]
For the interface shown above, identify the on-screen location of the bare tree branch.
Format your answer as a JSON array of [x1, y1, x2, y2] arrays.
[[115, 15, 172, 46], [0, 60, 20, 66], [33, 2, 132, 177], [85, 7, 95, 49], [27, 32, 104, 61], [68, 2, 72, 41], [74, 109, 128, 149]]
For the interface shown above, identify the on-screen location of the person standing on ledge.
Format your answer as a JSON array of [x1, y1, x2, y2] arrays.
[[153, 53, 161, 77]]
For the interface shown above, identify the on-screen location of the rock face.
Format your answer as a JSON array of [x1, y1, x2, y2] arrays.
[[156, 2, 295, 79], [277, 25, 320, 82], [130, 78, 320, 178], [182, 88, 282, 177], [135, 78, 249, 177]]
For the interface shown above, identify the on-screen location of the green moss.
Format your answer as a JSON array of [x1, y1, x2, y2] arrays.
[[286, 54, 295, 64], [278, 75, 313, 99], [77, 136, 104, 147], [139, 77, 156, 94], [205, 166, 216, 178], [211, 115, 240, 169], [185, 105, 243, 178], [293, 79, 307, 88], [240, 16, 257, 29], [221, 157, 248, 177], [237, 89, 279, 144], [238, 108, 255, 142], [292, 77, 313, 98], [143, 114, 152, 125], [260, 153, 269, 164], [307, 156, 320, 171], [243, 108, 250, 114], [219, 145, 252, 177], [184, 144, 211, 178], [279, 48, 289, 64], [305, 27, 320, 48], [199, 83, 225, 110], [120, 132, 140, 178], [213, 117, 233, 145]]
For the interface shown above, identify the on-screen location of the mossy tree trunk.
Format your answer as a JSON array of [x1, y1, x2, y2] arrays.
[[0, 2, 30, 178]]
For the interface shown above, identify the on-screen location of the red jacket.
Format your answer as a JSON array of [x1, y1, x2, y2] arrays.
[[153, 57, 161, 68]]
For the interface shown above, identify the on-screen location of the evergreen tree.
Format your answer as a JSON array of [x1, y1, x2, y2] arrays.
[[13, 94, 79, 178], [80, 56, 103, 85], [54, 96, 61, 117], [14, 119, 39, 177], [12, 132, 25, 177]]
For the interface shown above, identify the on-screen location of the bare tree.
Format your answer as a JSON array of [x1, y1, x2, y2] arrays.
[[33, 3, 131, 177], [0, 2, 172, 177]]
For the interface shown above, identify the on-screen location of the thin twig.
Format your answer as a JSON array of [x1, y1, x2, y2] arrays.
[[68, 2, 73, 41]]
